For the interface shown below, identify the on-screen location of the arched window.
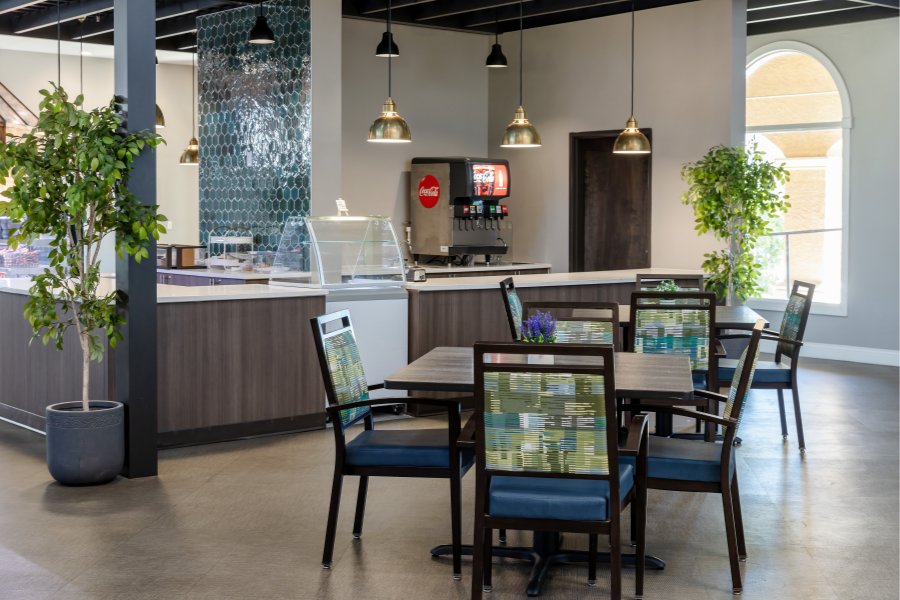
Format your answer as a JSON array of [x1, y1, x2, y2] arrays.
[[746, 42, 851, 314]]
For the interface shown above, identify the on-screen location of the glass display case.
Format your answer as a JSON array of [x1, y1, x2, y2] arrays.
[[271, 216, 407, 288], [0, 231, 51, 278]]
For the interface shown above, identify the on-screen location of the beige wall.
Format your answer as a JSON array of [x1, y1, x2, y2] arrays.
[[0, 49, 199, 246], [311, 0, 342, 216], [488, 0, 742, 271], [340, 19, 489, 239]]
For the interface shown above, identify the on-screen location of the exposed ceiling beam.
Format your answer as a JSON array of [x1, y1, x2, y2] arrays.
[[464, 0, 623, 26], [74, 0, 229, 39], [845, 0, 898, 7], [414, 0, 527, 21], [748, 0, 819, 9], [13, 0, 114, 34], [748, 3, 897, 32], [358, 0, 437, 15], [0, 0, 44, 16], [747, 0, 863, 22], [492, 0, 695, 31]]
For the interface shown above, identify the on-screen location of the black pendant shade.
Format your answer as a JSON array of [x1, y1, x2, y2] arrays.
[[486, 43, 507, 67], [376, 32, 399, 57], [249, 15, 275, 45]]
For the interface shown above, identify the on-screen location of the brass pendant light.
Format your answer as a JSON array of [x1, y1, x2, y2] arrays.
[[180, 46, 199, 165], [613, 0, 651, 154], [368, 0, 411, 143], [500, 0, 540, 147]]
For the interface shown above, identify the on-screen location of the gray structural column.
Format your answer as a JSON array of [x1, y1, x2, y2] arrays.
[[114, 0, 158, 478]]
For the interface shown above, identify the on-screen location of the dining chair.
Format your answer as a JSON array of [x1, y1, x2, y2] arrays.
[[718, 280, 815, 451], [524, 300, 622, 350], [499, 277, 524, 340], [468, 341, 649, 600], [623, 319, 765, 595], [628, 290, 724, 441], [310, 310, 474, 579]]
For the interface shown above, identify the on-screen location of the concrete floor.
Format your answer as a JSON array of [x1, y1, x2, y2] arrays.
[[0, 356, 897, 600]]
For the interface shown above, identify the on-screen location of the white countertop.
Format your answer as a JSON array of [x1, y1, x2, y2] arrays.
[[0, 279, 328, 303], [156, 268, 311, 281], [417, 262, 551, 274], [406, 268, 706, 292]]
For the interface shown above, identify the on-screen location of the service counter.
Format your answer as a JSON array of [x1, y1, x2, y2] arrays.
[[0, 281, 327, 447]]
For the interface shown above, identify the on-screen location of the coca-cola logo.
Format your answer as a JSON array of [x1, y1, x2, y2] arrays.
[[418, 175, 441, 208]]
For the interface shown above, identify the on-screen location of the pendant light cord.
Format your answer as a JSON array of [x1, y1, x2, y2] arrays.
[[631, 0, 635, 117], [192, 48, 196, 137], [79, 18, 83, 98], [519, 0, 523, 106], [387, 0, 392, 98]]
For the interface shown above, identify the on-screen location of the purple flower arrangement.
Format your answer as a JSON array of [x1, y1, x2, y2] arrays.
[[521, 311, 557, 343]]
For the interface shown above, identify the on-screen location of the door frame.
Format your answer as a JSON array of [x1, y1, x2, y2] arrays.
[[568, 129, 653, 272]]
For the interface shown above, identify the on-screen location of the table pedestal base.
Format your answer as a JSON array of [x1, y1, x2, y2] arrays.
[[431, 531, 665, 596]]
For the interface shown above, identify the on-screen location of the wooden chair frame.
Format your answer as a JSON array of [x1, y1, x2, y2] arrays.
[[719, 280, 815, 451], [469, 341, 650, 600], [628, 319, 765, 595], [628, 290, 722, 441], [310, 310, 468, 578], [499, 277, 522, 341]]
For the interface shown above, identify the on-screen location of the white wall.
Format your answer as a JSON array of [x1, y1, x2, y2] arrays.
[[748, 18, 900, 352], [311, 0, 342, 216], [341, 19, 489, 237], [487, 0, 742, 271], [0, 49, 199, 247]]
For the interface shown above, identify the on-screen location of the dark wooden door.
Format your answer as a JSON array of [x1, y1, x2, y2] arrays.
[[569, 130, 652, 272]]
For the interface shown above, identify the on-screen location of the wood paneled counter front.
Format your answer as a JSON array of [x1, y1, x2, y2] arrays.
[[404, 268, 706, 415], [0, 282, 327, 447]]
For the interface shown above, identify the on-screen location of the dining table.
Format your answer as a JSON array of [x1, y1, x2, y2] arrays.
[[384, 346, 696, 596]]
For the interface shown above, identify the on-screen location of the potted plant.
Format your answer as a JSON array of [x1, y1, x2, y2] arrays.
[[0, 85, 165, 485], [521, 311, 557, 364], [681, 143, 790, 306]]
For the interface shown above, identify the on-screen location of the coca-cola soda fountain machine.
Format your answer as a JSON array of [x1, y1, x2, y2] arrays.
[[408, 157, 511, 264]]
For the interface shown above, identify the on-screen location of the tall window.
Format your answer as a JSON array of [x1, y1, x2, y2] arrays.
[[746, 44, 850, 313]]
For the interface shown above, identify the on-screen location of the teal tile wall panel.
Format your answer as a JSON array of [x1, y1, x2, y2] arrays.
[[196, 0, 311, 251]]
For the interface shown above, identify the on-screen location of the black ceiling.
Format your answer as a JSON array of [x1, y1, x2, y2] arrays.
[[0, 0, 895, 52]]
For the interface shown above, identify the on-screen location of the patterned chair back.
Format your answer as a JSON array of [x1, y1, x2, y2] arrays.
[[722, 320, 765, 436], [499, 278, 524, 341], [636, 274, 705, 305], [310, 310, 371, 428], [629, 291, 717, 375], [474, 342, 619, 484], [776, 281, 816, 360], [525, 301, 621, 351]]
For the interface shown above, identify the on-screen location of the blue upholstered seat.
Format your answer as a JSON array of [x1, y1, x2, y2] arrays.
[[719, 359, 791, 383], [345, 429, 475, 471], [488, 464, 634, 522], [621, 437, 734, 483], [692, 373, 708, 389]]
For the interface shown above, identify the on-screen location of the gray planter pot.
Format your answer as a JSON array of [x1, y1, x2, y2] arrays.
[[46, 401, 124, 486]]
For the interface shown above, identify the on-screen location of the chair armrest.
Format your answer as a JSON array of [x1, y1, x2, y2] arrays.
[[629, 404, 737, 428], [325, 396, 464, 415], [718, 332, 803, 347], [619, 414, 650, 457], [714, 339, 727, 358], [368, 383, 385, 391], [693, 389, 729, 403], [458, 416, 476, 448]]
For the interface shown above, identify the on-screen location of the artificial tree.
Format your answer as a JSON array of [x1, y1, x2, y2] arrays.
[[0, 84, 165, 412], [681, 143, 790, 306]]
